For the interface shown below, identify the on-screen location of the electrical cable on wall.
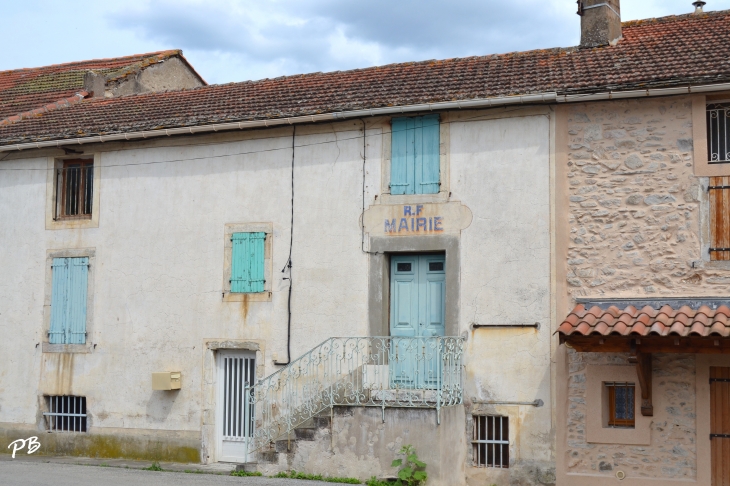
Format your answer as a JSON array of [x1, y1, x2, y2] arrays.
[[275, 126, 295, 366]]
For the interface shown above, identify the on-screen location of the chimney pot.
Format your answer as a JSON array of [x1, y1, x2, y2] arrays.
[[578, 0, 622, 48], [693, 1, 706, 13]]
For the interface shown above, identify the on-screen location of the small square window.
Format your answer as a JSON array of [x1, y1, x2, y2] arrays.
[[472, 415, 509, 468], [55, 159, 94, 220], [606, 382, 635, 428], [44, 396, 87, 432]]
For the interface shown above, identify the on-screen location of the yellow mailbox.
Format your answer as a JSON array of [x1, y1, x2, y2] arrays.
[[152, 372, 181, 390]]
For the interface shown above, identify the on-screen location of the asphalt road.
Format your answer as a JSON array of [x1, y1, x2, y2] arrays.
[[0, 461, 337, 486]]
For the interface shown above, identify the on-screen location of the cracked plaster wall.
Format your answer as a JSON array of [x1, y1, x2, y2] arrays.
[[450, 114, 554, 484], [0, 108, 554, 475]]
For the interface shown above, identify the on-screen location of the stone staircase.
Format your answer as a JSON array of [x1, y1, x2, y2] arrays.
[[236, 413, 333, 474]]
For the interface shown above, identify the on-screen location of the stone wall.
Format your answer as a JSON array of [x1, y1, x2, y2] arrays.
[[566, 350, 696, 479], [565, 97, 730, 298]]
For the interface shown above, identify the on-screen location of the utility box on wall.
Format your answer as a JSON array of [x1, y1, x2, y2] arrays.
[[152, 372, 181, 390]]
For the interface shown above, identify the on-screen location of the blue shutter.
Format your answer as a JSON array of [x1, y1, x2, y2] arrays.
[[49, 257, 88, 344], [231, 233, 251, 293], [231, 232, 266, 293], [49, 258, 69, 344], [249, 233, 266, 293], [391, 115, 439, 194], [391, 117, 415, 195], [67, 257, 89, 344], [416, 114, 440, 194]]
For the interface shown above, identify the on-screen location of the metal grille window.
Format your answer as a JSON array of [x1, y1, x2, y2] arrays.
[[606, 382, 635, 428], [707, 103, 730, 163], [222, 355, 255, 440], [55, 160, 93, 220], [43, 396, 87, 432], [473, 415, 509, 468]]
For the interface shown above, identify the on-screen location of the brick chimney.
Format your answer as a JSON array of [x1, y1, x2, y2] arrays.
[[578, 0, 622, 48]]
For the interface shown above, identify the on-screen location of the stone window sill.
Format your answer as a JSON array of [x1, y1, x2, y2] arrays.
[[42, 343, 92, 354]]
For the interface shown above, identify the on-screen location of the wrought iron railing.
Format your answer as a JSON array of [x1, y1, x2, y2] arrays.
[[246, 336, 465, 453]]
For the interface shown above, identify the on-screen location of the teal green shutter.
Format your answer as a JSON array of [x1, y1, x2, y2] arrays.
[[249, 233, 265, 292], [416, 114, 440, 194], [49, 258, 69, 344], [49, 257, 88, 344], [391, 115, 439, 194], [231, 232, 265, 293], [390, 117, 414, 195]]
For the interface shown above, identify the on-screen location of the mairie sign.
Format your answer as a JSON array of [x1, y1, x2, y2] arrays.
[[362, 202, 472, 237], [384, 205, 444, 234]]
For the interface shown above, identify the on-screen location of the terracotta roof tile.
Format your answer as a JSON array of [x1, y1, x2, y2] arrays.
[[0, 50, 183, 121], [559, 303, 730, 337], [3, 11, 730, 146]]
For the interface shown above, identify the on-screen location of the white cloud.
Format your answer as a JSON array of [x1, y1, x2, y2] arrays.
[[2, 0, 729, 84]]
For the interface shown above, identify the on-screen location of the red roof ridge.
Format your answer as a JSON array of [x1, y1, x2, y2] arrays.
[[621, 8, 730, 29], [0, 50, 180, 76]]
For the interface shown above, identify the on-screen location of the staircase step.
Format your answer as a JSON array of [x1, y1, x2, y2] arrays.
[[294, 427, 316, 441], [275, 439, 297, 453], [234, 463, 259, 473], [257, 451, 278, 464]]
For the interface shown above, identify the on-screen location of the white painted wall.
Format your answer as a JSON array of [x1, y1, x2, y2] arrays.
[[0, 110, 553, 478]]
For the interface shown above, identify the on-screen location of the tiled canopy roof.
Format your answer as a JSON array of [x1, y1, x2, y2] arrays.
[[2, 11, 730, 146], [558, 304, 730, 338], [0, 50, 186, 121]]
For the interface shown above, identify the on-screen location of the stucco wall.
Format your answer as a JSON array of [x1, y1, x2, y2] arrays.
[[0, 107, 553, 477]]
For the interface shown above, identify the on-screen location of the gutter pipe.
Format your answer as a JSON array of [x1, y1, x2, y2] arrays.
[[2, 81, 730, 153]]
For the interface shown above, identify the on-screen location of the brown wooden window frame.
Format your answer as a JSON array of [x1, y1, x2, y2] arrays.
[[55, 159, 94, 221], [606, 382, 635, 428]]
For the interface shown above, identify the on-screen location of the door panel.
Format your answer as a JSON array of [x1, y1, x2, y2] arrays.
[[217, 350, 255, 463], [711, 366, 730, 485], [389, 254, 445, 389]]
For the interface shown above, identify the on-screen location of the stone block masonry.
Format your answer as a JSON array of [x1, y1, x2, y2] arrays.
[[565, 97, 728, 298], [566, 351, 697, 479]]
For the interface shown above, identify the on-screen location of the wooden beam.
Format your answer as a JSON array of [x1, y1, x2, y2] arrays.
[[562, 335, 730, 354], [628, 350, 653, 417]]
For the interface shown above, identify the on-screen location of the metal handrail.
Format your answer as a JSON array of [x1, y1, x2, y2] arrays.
[[246, 336, 465, 453]]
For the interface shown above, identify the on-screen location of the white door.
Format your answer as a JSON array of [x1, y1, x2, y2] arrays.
[[216, 350, 255, 463]]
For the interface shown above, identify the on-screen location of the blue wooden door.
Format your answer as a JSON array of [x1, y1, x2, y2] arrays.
[[390, 254, 445, 389]]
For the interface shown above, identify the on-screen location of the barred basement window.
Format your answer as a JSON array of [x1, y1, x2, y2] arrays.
[[55, 160, 94, 220], [606, 382, 635, 428], [473, 415, 509, 468], [707, 103, 730, 163], [43, 396, 87, 432]]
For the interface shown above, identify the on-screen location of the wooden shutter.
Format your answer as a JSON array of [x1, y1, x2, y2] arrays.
[[231, 232, 265, 293], [416, 114, 440, 194], [391, 117, 415, 195], [711, 367, 730, 485], [391, 115, 440, 195], [49, 258, 69, 344], [249, 233, 266, 293], [49, 257, 88, 344], [710, 176, 730, 261]]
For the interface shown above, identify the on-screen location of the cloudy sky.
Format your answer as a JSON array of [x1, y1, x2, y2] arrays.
[[2, 0, 729, 85]]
